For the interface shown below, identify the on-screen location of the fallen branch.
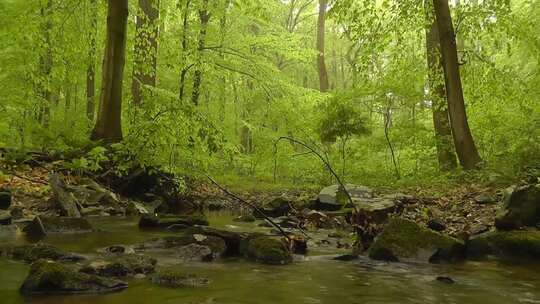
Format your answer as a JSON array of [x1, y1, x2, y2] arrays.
[[205, 175, 291, 242]]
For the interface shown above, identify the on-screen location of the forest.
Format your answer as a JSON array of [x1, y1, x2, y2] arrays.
[[0, 0, 539, 303]]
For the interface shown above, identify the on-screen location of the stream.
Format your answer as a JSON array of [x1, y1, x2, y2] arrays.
[[1, 212, 539, 304]]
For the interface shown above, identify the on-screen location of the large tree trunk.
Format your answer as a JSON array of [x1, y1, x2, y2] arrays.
[[91, 0, 129, 143], [131, 0, 160, 107], [86, 0, 97, 122], [433, 0, 482, 170], [316, 0, 329, 92], [38, 0, 53, 128], [191, 0, 210, 106], [425, 0, 457, 171]]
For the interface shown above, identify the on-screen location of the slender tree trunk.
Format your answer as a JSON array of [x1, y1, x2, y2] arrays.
[[38, 0, 53, 127], [191, 0, 210, 106], [178, 0, 192, 101], [425, 0, 457, 171], [91, 0, 129, 143], [316, 0, 329, 92], [433, 0, 482, 170], [131, 0, 160, 107], [86, 0, 97, 122]]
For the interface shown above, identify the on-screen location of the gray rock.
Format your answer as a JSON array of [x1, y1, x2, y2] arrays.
[[474, 193, 497, 204], [314, 184, 374, 211], [253, 197, 292, 218], [0, 210, 12, 225], [176, 243, 215, 262], [495, 184, 540, 230], [80, 254, 156, 278], [20, 260, 127, 295], [135, 234, 226, 257], [50, 174, 81, 218]]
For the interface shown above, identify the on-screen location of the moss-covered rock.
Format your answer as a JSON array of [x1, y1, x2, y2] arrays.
[[1, 244, 85, 263], [467, 230, 540, 260], [368, 218, 465, 263], [23, 216, 94, 239], [233, 214, 256, 222], [245, 236, 292, 265], [182, 226, 254, 256], [253, 197, 292, 218], [495, 184, 540, 230], [138, 214, 209, 230], [151, 270, 209, 288], [80, 254, 156, 278], [20, 260, 128, 295]]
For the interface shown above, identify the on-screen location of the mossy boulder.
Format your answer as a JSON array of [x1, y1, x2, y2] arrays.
[[20, 260, 128, 295], [80, 254, 156, 278], [138, 214, 209, 230], [495, 184, 540, 230], [151, 270, 209, 288], [183, 226, 253, 256], [1, 244, 85, 263], [368, 218, 465, 263], [467, 230, 540, 260], [23, 216, 94, 239], [245, 236, 292, 265]]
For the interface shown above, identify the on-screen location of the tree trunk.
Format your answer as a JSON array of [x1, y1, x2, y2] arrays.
[[86, 0, 97, 122], [178, 0, 192, 101], [316, 0, 329, 92], [131, 0, 160, 107], [425, 0, 457, 171], [91, 0, 129, 143], [433, 0, 482, 170], [38, 0, 53, 128], [191, 0, 210, 106]]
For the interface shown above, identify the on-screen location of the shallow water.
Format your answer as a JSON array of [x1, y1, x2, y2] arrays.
[[1, 214, 540, 304]]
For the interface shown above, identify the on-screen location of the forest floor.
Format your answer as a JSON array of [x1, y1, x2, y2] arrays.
[[0, 162, 504, 240]]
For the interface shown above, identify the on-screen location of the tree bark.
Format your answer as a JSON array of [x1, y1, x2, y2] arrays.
[[91, 0, 129, 143], [191, 0, 210, 106], [38, 0, 53, 128], [86, 0, 97, 122], [425, 0, 457, 171], [131, 0, 160, 107], [433, 0, 482, 170], [178, 0, 192, 101], [316, 0, 329, 92]]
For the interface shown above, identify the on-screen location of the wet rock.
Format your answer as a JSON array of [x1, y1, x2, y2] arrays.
[[276, 216, 299, 229], [253, 197, 292, 218], [81, 206, 105, 217], [20, 260, 128, 295], [467, 230, 540, 260], [427, 219, 446, 232], [474, 193, 497, 204], [245, 236, 292, 265], [313, 185, 396, 223], [333, 254, 358, 261], [23, 216, 94, 239], [1, 243, 85, 263], [176, 244, 215, 262], [368, 218, 465, 263], [233, 214, 256, 222], [313, 184, 373, 211], [138, 214, 208, 230], [0, 188, 11, 210], [50, 174, 81, 218], [125, 201, 151, 216], [80, 254, 156, 278], [436, 276, 455, 284], [135, 235, 226, 257], [9, 206, 24, 220], [183, 226, 252, 256], [67, 178, 121, 208], [0, 210, 12, 225], [470, 224, 490, 236], [495, 184, 540, 230], [151, 271, 209, 288], [99, 245, 135, 255]]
